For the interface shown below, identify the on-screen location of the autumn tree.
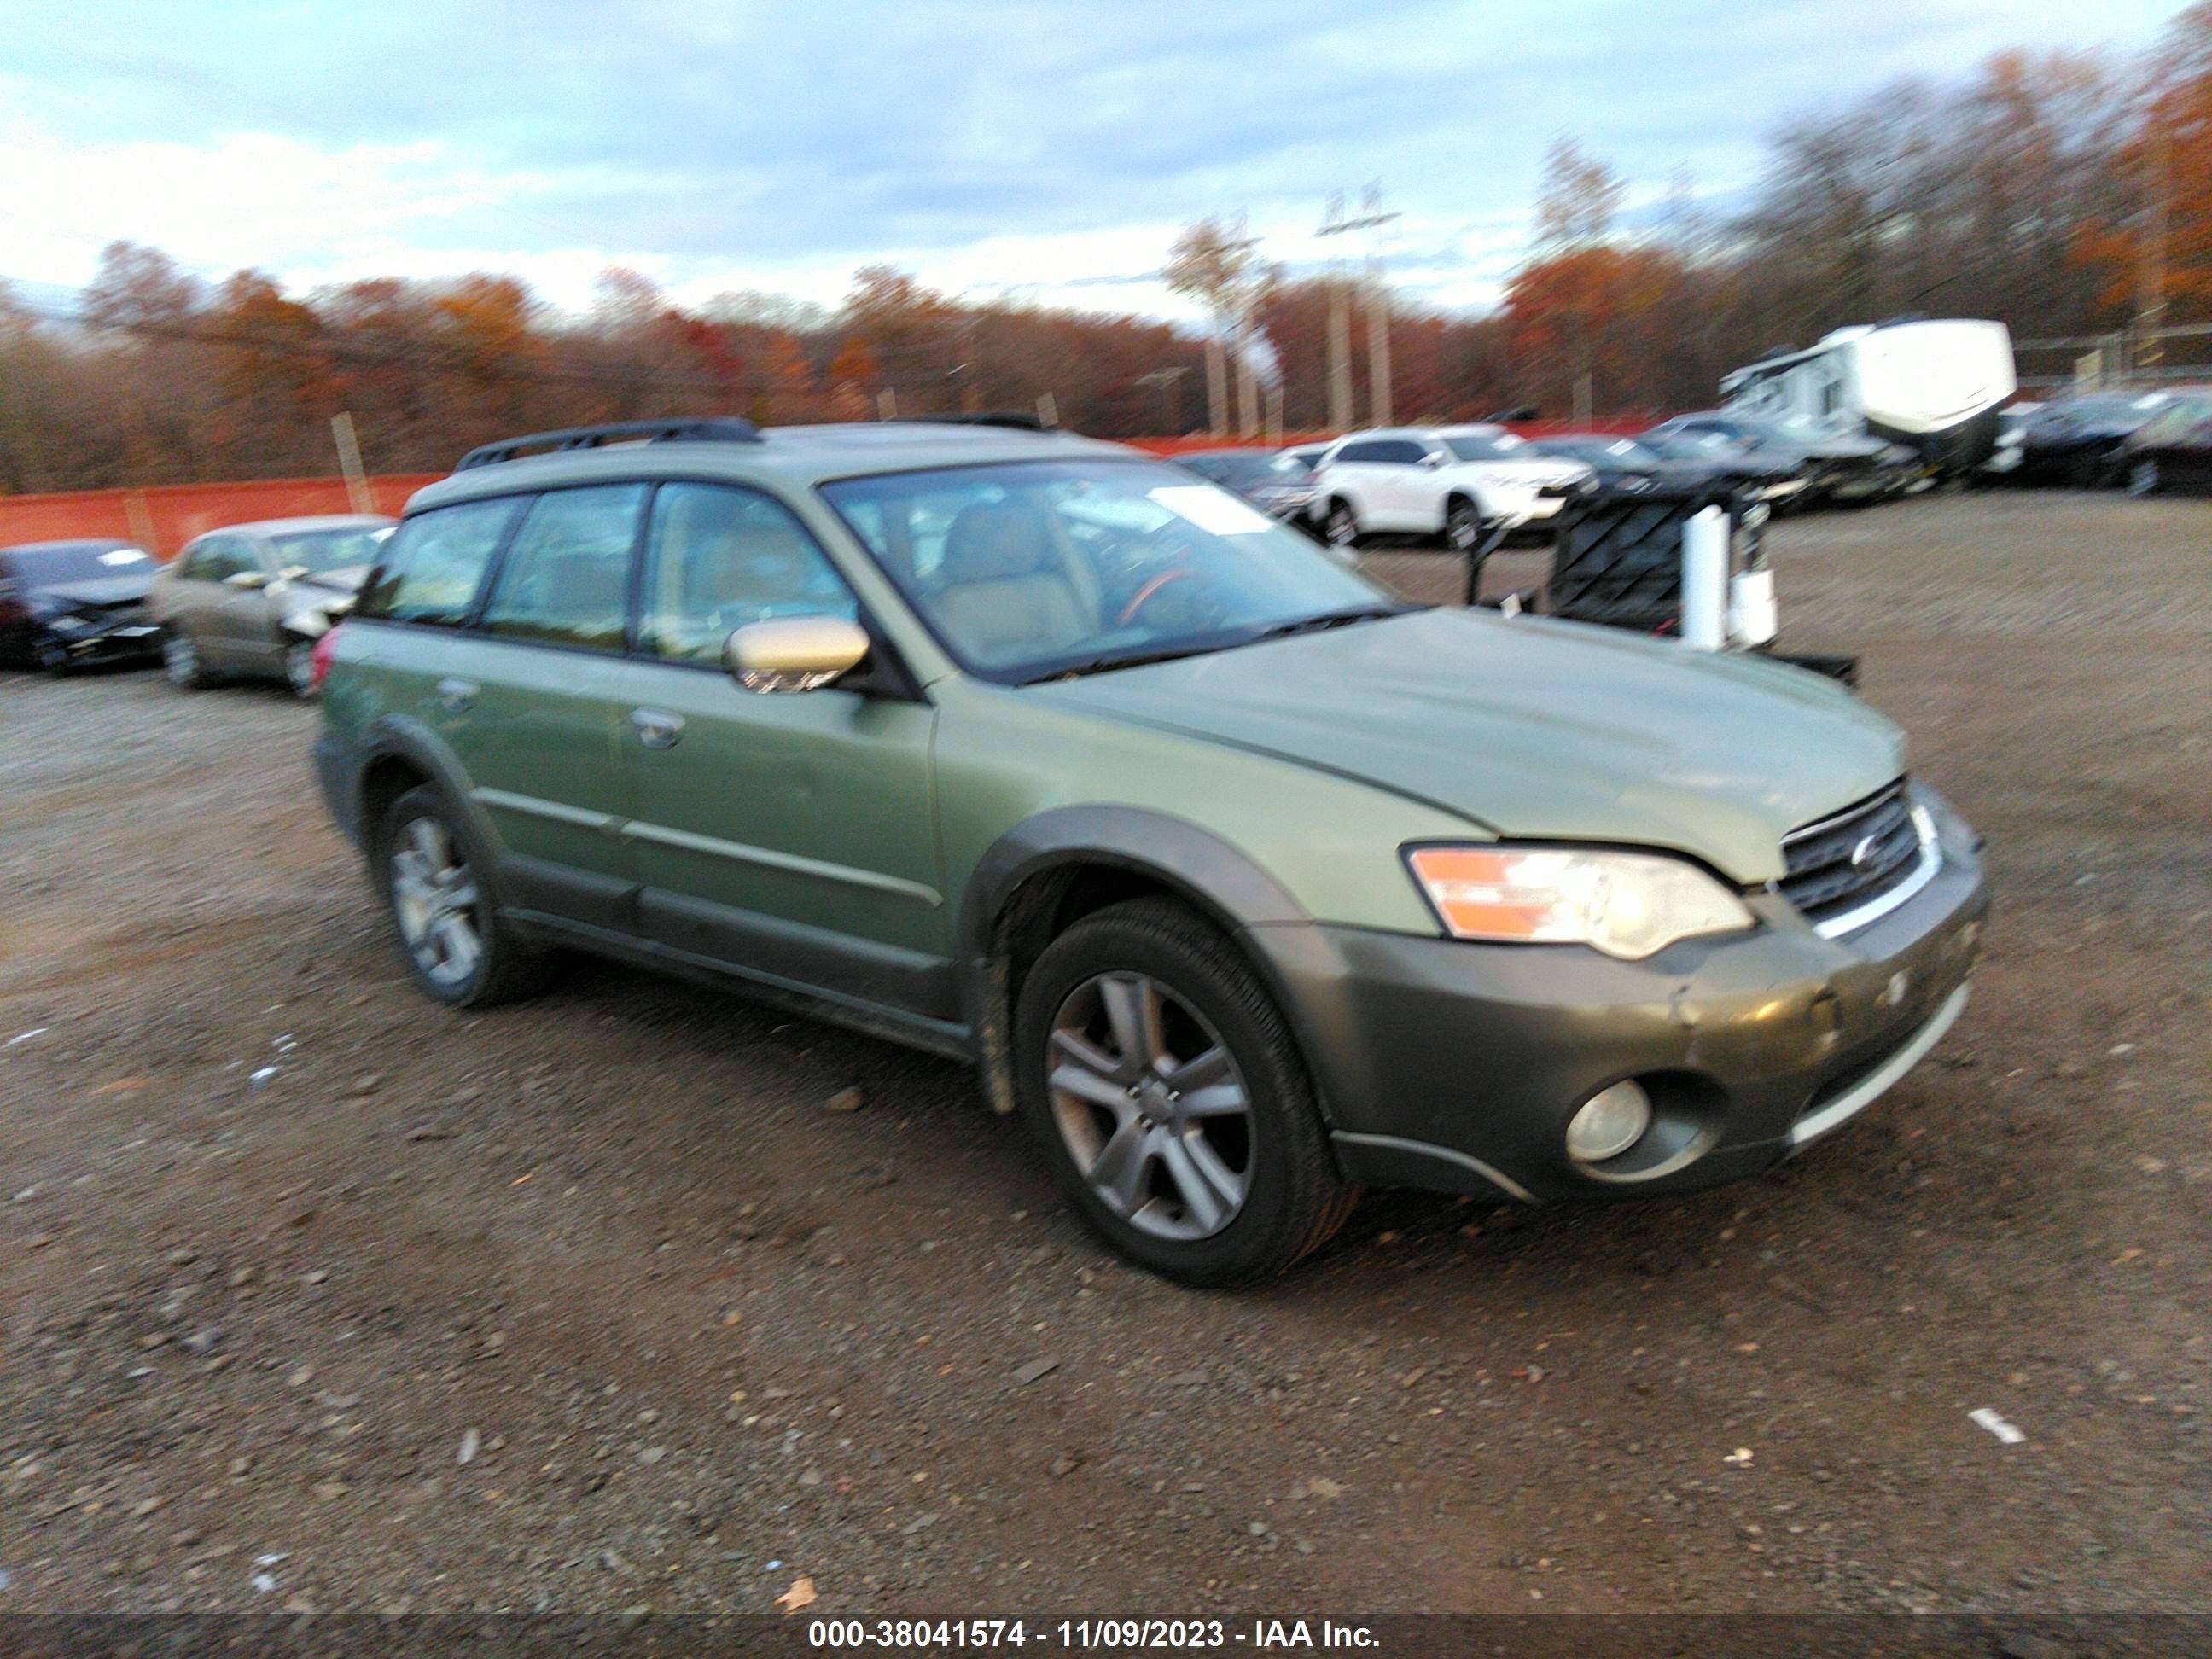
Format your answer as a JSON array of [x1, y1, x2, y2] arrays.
[[204, 271, 335, 473], [841, 266, 954, 408], [827, 336, 881, 419], [2075, 7, 2212, 332], [431, 275, 548, 445], [1164, 216, 1264, 432]]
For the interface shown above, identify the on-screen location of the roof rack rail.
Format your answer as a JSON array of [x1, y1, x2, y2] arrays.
[[896, 411, 1049, 432], [455, 416, 762, 471]]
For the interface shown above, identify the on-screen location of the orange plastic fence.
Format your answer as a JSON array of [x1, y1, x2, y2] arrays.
[[0, 474, 443, 559], [2, 420, 1662, 556]]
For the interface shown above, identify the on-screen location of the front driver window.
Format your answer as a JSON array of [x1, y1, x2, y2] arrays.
[[639, 483, 859, 665]]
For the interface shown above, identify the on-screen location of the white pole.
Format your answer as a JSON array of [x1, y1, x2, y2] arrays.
[[1365, 274, 1392, 426], [331, 412, 373, 514], [1681, 506, 1729, 652], [1205, 339, 1229, 436]]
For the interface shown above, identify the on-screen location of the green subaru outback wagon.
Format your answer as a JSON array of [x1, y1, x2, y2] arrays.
[[315, 416, 1988, 1284]]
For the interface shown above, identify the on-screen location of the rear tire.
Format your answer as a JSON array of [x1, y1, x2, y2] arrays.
[[1443, 496, 1485, 552], [375, 784, 556, 1009], [2128, 458, 2161, 498], [1013, 898, 1355, 1285]]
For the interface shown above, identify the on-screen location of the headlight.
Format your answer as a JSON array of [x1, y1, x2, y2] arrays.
[[1405, 845, 1755, 960]]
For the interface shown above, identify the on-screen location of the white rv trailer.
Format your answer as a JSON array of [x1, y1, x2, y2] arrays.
[[1720, 319, 2017, 474]]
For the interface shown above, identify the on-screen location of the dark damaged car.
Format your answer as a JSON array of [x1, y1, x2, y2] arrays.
[[0, 538, 164, 672]]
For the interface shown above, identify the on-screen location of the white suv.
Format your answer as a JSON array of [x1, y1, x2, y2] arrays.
[[1310, 425, 1593, 550]]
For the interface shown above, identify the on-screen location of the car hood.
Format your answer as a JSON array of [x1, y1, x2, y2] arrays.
[[1027, 609, 1902, 883], [30, 574, 155, 608]]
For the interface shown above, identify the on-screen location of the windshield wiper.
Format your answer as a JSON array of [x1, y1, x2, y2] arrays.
[[1025, 606, 1415, 684], [1027, 643, 1227, 683], [1243, 603, 1417, 643]]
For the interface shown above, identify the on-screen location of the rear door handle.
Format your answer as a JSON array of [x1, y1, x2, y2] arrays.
[[630, 707, 684, 749], [435, 677, 478, 713]]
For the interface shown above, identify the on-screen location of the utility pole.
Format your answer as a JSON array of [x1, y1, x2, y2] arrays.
[[2134, 120, 2170, 380], [1319, 184, 1399, 429], [1138, 365, 1190, 434], [1204, 340, 1229, 436]]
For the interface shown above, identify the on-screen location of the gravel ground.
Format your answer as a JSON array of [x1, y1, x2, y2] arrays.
[[1, 489, 2207, 1620]]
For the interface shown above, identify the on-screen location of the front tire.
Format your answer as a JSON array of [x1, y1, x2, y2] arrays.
[[375, 784, 555, 1008], [1323, 499, 1361, 550], [33, 636, 70, 674], [2128, 458, 2161, 498], [283, 637, 318, 700], [1013, 898, 1356, 1285], [162, 628, 211, 690]]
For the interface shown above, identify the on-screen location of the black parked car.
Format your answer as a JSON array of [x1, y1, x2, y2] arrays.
[[1175, 447, 1320, 530], [2012, 392, 2179, 488], [2120, 388, 2212, 497], [0, 538, 164, 672], [1529, 432, 1811, 510], [1642, 412, 1915, 507]]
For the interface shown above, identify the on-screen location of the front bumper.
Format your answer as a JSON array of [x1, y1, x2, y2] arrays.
[[39, 618, 163, 663], [1255, 793, 1988, 1203]]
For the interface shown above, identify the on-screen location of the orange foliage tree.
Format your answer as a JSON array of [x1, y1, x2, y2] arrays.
[[2075, 6, 2212, 323]]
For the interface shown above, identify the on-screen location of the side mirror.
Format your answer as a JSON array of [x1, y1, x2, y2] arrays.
[[224, 569, 271, 590], [277, 564, 311, 582], [724, 615, 870, 694], [1420, 452, 1447, 469]]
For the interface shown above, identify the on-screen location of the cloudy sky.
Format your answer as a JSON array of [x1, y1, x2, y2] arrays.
[[0, 0, 2185, 322]]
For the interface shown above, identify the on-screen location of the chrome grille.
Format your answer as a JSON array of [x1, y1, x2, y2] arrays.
[[1778, 780, 1924, 927]]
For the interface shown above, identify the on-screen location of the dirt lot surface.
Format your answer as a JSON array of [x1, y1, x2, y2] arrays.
[[2, 490, 2208, 1621]]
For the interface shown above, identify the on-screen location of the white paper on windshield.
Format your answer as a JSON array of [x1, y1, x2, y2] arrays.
[[99, 549, 150, 566], [1147, 485, 1277, 537]]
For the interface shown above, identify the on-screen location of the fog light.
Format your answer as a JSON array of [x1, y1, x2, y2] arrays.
[[1567, 1080, 1652, 1163]]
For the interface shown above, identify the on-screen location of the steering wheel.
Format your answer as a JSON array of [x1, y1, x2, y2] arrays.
[[1115, 568, 1202, 628]]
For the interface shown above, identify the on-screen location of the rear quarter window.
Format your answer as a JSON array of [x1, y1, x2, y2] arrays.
[[356, 498, 524, 626]]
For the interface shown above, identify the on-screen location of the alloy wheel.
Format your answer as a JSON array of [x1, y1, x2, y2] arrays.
[[162, 631, 198, 688], [2129, 459, 2160, 497], [1445, 501, 1483, 551], [389, 817, 482, 991], [1045, 971, 1253, 1242], [284, 640, 317, 699], [1325, 503, 1359, 547]]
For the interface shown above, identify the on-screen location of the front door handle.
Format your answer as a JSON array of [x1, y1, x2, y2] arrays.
[[435, 676, 478, 713], [630, 707, 684, 749]]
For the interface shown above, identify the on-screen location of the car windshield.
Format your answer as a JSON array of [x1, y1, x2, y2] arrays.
[[268, 524, 394, 576], [1182, 452, 1278, 486], [2052, 394, 2167, 423], [822, 458, 1397, 683], [1441, 430, 1526, 461], [1548, 438, 1658, 467], [7, 543, 154, 584]]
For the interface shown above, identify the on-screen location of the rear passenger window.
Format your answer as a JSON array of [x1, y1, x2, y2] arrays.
[[357, 498, 521, 626], [478, 485, 647, 651], [639, 484, 857, 665]]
